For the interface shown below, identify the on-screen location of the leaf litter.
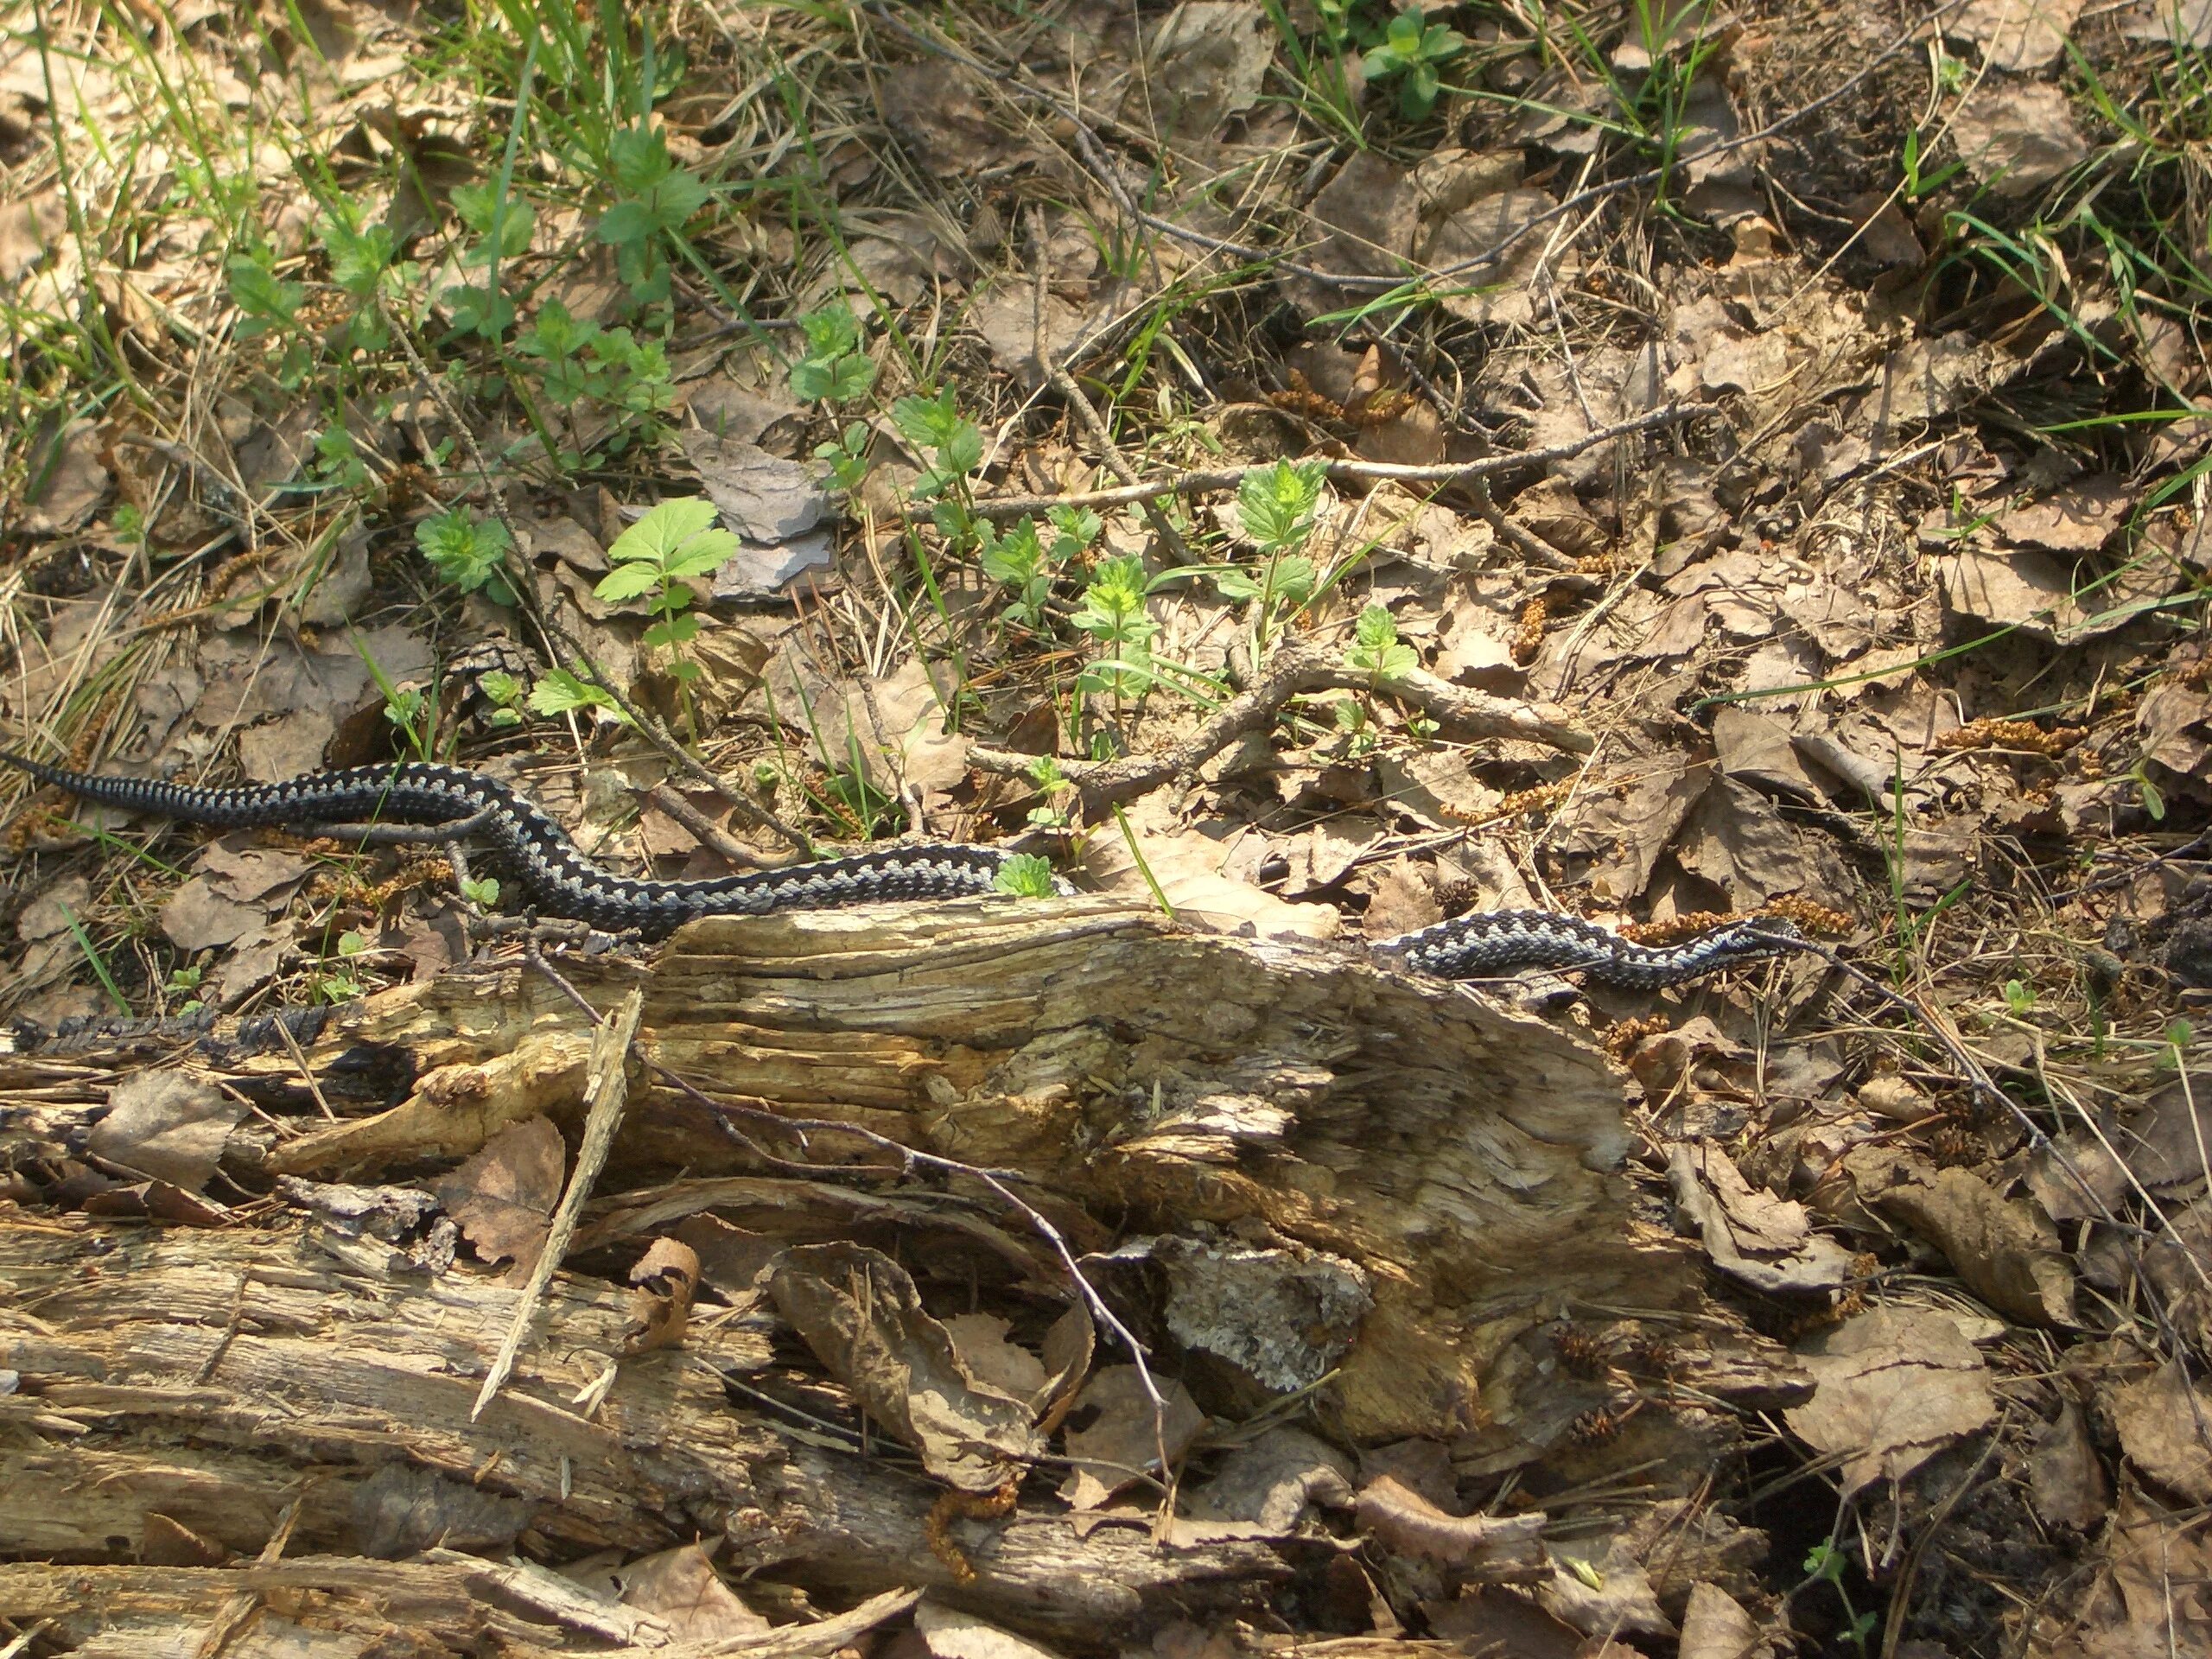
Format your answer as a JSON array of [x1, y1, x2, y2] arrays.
[[3, 0, 2212, 1653]]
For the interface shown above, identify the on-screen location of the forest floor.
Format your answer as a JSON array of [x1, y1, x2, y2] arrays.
[[4, 1, 2212, 1656]]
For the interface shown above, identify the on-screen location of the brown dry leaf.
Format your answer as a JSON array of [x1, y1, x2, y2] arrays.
[[877, 63, 1026, 175], [609, 1541, 768, 1641], [1938, 545, 2086, 639], [624, 1236, 702, 1354], [2042, 1488, 2212, 1651], [1784, 1307, 1999, 1496], [1951, 82, 2089, 198], [1422, 1591, 1590, 1659], [2111, 1361, 2212, 1503], [768, 1240, 1042, 1491], [1355, 1475, 1548, 1569], [912, 1599, 1066, 1659], [2030, 1400, 2110, 1529], [86, 1072, 245, 1192], [1572, 765, 1713, 903], [1058, 1363, 1205, 1511], [1872, 1164, 2077, 1326], [1678, 1581, 1777, 1659], [1996, 474, 2132, 553], [1130, 1, 1272, 143], [1668, 1141, 1859, 1297], [22, 422, 111, 535], [431, 1115, 566, 1274], [1951, 0, 2085, 68], [1187, 1427, 1353, 1531], [2124, 0, 2212, 46], [1537, 1535, 1674, 1639]]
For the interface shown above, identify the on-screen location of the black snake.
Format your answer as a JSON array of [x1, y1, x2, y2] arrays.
[[2, 755, 1806, 988]]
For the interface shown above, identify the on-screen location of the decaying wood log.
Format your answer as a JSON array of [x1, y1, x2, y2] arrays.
[[2, 895, 1765, 1650]]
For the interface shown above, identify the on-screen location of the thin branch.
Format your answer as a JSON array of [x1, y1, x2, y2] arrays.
[[971, 638, 1592, 813], [960, 403, 1717, 521]]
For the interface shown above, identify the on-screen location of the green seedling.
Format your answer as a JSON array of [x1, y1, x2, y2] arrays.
[[1361, 7, 1465, 119], [416, 509, 518, 607]]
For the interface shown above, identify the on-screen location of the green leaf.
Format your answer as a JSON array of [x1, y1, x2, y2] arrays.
[[821, 353, 877, 403], [595, 200, 655, 248], [661, 536, 737, 581], [608, 125, 673, 193], [593, 563, 664, 602], [416, 510, 513, 600], [528, 666, 626, 721], [479, 670, 523, 708], [1236, 459, 1326, 551], [1211, 567, 1262, 601], [452, 181, 535, 259], [610, 498, 722, 563], [645, 168, 709, 231], [799, 306, 861, 358]]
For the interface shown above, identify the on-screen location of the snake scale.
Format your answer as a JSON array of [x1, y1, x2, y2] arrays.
[[2, 755, 1806, 988]]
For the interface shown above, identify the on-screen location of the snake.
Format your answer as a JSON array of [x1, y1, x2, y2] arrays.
[[1, 755, 1806, 988]]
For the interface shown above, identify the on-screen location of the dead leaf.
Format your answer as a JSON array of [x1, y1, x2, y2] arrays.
[[1538, 1535, 1674, 1639], [2030, 1399, 2110, 1529], [1784, 1306, 1998, 1496], [86, 1072, 245, 1192], [2044, 1487, 2212, 1651], [1951, 82, 2089, 198], [1086, 826, 1337, 943], [1356, 1474, 1548, 1568], [432, 1115, 566, 1274], [1058, 1363, 1205, 1511], [1996, 473, 2132, 553], [1872, 1164, 2076, 1326], [1669, 1141, 1859, 1296], [912, 1599, 1065, 1659], [1938, 545, 2086, 639], [624, 1236, 702, 1353], [1188, 1427, 1354, 1531], [2111, 1361, 2212, 1503], [1131, 1, 1273, 142], [22, 421, 111, 536], [1678, 1582, 1777, 1659], [611, 1542, 769, 1641], [1950, 0, 2084, 70], [768, 1240, 1042, 1491]]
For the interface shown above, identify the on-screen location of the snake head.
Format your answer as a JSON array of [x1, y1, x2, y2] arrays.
[[1715, 915, 1808, 962]]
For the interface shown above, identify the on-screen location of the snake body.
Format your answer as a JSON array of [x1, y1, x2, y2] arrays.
[[3, 756, 1803, 984]]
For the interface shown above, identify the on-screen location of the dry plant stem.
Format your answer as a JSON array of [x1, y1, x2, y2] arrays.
[[375, 297, 814, 857], [471, 986, 644, 1421], [963, 404, 1718, 520], [971, 638, 1592, 810], [1465, 475, 1580, 573], [515, 946, 1184, 1532], [643, 782, 777, 870]]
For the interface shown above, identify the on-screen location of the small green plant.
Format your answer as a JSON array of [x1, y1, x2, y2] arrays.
[[227, 247, 312, 386], [383, 686, 431, 755], [2003, 978, 2037, 1017], [312, 426, 371, 492], [595, 499, 739, 731], [315, 929, 372, 1003], [981, 505, 1103, 631], [1025, 753, 1076, 830], [993, 853, 1060, 899], [416, 509, 518, 607], [1072, 553, 1162, 707], [2161, 1017, 2195, 1071], [1224, 460, 1325, 646], [529, 665, 631, 723], [1801, 1541, 1878, 1656], [315, 205, 404, 350], [515, 301, 677, 461], [163, 962, 205, 1016], [1346, 603, 1416, 681], [1332, 696, 1377, 758], [816, 422, 873, 493], [891, 383, 986, 531], [1360, 7, 1465, 119], [1900, 128, 1966, 202], [788, 305, 879, 405], [478, 670, 527, 729], [458, 875, 502, 910], [595, 124, 709, 306]]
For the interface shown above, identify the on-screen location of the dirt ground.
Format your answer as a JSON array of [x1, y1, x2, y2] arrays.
[[4, 1, 2212, 1655]]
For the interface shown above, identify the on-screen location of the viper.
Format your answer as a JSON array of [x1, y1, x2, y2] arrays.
[[2, 754, 1805, 987]]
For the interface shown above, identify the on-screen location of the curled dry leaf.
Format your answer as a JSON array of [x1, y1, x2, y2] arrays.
[[624, 1236, 702, 1353], [767, 1240, 1042, 1491], [1871, 1162, 2077, 1327], [2110, 1360, 2212, 1504], [1354, 1474, 1548, 1573], [1668, 1141, 1859, 1297], [610, 1541, 769, 1642]]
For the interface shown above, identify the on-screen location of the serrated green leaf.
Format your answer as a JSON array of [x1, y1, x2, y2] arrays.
[[595, 200, 654, 248], [610, 498, 722, 563], [594, 563, 664, 602]]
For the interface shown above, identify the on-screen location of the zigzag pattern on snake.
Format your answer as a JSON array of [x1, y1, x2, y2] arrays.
[[2, 755, 1806, 986]]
